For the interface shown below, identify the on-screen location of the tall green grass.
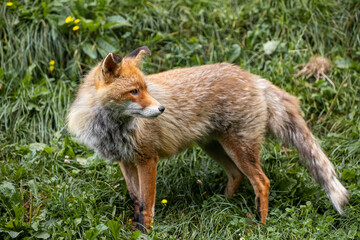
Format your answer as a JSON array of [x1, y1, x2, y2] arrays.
[[0, 0, 359, 239]]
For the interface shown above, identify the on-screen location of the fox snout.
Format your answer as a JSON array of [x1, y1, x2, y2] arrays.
[[124, 101, 165, 119], [131, 91, 165, 118], [142, 105, 165, 118]]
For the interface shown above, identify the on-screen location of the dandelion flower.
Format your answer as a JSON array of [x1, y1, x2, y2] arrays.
[[6, 2, 13, 6], [150, 225, 153, 228], [49, 60, 55, 65], [65, 16, 74, 23], [161, 199, 167, 204], [74, 19, 80, 24], [49, 66, 54, 71], [73, 25, 79, 31]]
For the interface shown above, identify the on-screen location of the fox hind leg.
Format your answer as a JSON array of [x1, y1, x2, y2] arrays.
[[219, 136, 270, 223], [199, 140, 244, 197]]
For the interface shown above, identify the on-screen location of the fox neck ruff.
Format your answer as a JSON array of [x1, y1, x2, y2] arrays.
[[80, 104, 139, 162]]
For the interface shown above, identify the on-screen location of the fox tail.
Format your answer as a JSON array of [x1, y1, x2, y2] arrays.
[[260, 79, 349, 214]]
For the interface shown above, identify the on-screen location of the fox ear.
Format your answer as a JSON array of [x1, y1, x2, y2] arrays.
[[102, 53, 123, 74], [125, 46, 151, 66]]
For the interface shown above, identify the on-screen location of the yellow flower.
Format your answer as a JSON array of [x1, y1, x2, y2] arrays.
[[6, 2, 13, 6], [128, 219, 132, 222], [161, 199, 167, 204], [74, 19, 80, 24], [49, 60, 55, 65], [49, 66, 54, 71], [65, 16, 74, 23], [150, 225, 153, 228], [72, 25, 79, 31]]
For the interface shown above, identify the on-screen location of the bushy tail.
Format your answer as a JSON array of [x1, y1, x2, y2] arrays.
[[261, 79, 349, 214]]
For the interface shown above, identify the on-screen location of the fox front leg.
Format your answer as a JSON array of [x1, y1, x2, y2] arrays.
[[136, 156, 158, 233], [119, 161, 140, 222]]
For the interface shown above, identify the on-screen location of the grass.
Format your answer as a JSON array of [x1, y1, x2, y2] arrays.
[[0, 0, 359, 239]]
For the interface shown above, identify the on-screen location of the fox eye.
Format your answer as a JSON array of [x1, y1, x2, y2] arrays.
[[129, 89, 139, 95]]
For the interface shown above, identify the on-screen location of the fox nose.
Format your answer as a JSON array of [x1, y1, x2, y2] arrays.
[[158, 106, 165, 113]]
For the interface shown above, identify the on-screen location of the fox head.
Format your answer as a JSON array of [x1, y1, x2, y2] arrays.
[[94, 46, 165, 119]]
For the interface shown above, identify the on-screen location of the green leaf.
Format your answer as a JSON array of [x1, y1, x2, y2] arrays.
[[342, 169, 356, 180], [84, 155, 99, 168], [34, 86, 49, 96], [82, 43, 98, 59], [95, 223, 108, 232], [335, 58, 351, 69], [32, 221, 39, 231], [189, 36, 198, 43], [130, 230, 141, 240], [74, 218, 82, 226], [35, 232, 50, 239], [263, 40, 280, 55], [81, 18, 101, 33], [43, 147, 53, 154], [84, 228, 99, 240], [96, 36, 118, 53], [0, 181, 16, 198], [5, 219, 19, 229], [347, 224, 358, 238], [151, 32, 165, 42], [107, 220, 121, 240], [276, 177, 297, 192], [21, 74, 32, 85], [228, 44, 241, 63], [76, 157, 87, 165], [7, 231, 22, 238], [104, 15, 131, 29], [29, 143, 48, 153]]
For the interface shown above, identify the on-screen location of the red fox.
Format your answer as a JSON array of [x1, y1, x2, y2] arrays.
[[67, 46, 348, 233]]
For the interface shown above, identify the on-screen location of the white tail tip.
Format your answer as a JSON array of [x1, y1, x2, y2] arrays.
[[326, 176, 349, 215]]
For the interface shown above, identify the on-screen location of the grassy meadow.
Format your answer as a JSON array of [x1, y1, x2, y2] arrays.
[[1, 0, 360, 239]]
